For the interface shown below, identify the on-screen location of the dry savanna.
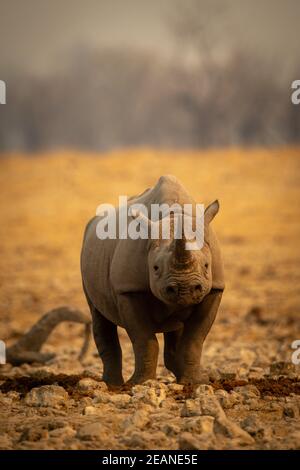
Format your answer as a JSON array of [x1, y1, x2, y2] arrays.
[[0, 147, 299, 449]]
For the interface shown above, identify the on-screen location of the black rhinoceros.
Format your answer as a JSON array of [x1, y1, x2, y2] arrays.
[[81, 175, 224, 385]]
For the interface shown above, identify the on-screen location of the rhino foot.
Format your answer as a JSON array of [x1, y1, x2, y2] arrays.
[[177, 370, 210, 385], [126, 371, 157, 385]]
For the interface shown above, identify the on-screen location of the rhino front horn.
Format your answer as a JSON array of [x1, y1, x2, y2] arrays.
[[173, 235, 192, 265]]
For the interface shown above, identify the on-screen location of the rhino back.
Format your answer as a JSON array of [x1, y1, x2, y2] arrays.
[[128, 175, 195, 213]]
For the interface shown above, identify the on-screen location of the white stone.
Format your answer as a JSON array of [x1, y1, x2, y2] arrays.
[[24, 385, 69, 408]]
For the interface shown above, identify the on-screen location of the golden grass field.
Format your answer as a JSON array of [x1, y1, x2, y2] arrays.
[[1, 147, 299, 333], [0, 147, 300, 449]]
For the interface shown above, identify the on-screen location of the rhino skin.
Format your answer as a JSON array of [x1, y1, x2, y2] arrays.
[[81, 175, 225, 385]]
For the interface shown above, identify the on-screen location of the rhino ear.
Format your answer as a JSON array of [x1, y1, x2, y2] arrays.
[[204, 200, 219, 225]]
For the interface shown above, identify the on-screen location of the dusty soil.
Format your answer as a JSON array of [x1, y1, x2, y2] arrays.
[[0, 148, 299, 450]]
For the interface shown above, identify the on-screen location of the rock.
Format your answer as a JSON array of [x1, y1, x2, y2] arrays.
[[219, 366, 237, 380], [181, 394, 226, 420], [79, 397, 93, 407], [198, 395, 226, 420], [77, 422, 106, 441], [181, 416, 215, 435], [214, 389, 241, 409], [180, 399, 201, 417], [178, 432, 215, 450], [270, 362, 296, 376], [240, 349, 256, 367], [287, 431, 300, 449], [76, 378, 107, 395], [0, 392, 12, 406], [206, 368, 222, 382], [50, 426, 76, 439], [168, 383, 184, 392], [92, 391, 111, 404], [160, 397, 179, 411], [264, 401, 283, 413], [132, 385, 166, 407], [195, 384, 215, 397], [221, 348, 256, 368], [214, 417, 255, 446], [93, 390, 131, 408], [0, 363, 12, 373], [233, 384, 260, 400], [149, 411, 176, 422], [162, 423, 180, 436], [122, 408, 150, 429], [122, 431, 167, 449], [24, 385, 69, 408], [6, 391, 21, 401], [237, 367, 250, 379], [240, 415, 258, 434], [178, 432, 201, 450], [248, 367, 265, 380], [109, 393, 131, 408], [284, 404, 299, 418], [122, 431, 150, 448], [83, 405, 102, 416], [0, 434, 12, 450], [143, 380, 168, 391], [245, 398, 264, 411], [240, 416, 273, 441], [19, 427, 49, 442]]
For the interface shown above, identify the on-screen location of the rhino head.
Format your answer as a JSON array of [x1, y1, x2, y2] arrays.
[[130, 200, 219, 307]]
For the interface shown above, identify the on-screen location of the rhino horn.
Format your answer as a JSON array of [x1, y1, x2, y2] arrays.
[[171, 232, 192, 267]]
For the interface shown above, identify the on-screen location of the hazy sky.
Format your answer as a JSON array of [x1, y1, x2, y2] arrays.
[[0, 0, 299, 74]]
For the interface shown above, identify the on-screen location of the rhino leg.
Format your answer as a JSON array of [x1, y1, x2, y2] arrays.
[[90, 306, 124, 386], [175, 289, 223, 384], [118, 293, 159, 384], [163, 327, 183, 377], [127, 335, 159, 384]]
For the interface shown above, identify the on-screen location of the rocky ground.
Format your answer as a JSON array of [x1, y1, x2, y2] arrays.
[[0, 321, 299, 450], [0, 149, 299, 449]]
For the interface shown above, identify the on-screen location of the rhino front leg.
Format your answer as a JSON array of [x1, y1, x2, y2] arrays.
[[90, 306, 124, 386], [163, 327, 183, 377], [175, 289, 223, 384], [118, 293, 159, 384], [128, 335, 159, 384]]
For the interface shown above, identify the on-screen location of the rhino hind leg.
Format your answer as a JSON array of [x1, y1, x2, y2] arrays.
[[90, 305, 124, 386], [163, 327, 183, 377]]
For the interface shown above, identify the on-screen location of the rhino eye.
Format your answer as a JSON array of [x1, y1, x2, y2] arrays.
[[204, 262, 209, 269], [153, 265, 159, 272]]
